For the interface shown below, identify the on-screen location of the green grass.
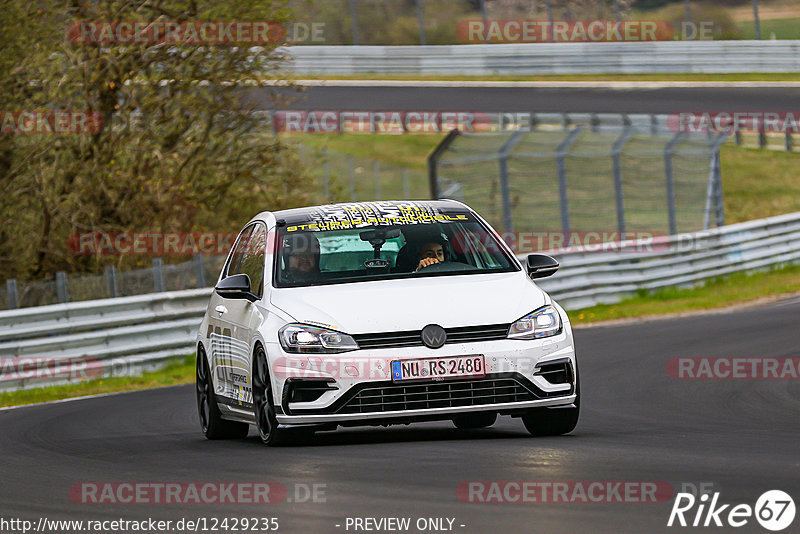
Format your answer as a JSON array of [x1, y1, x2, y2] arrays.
[[289, 133, 440, 170], [720, 145, 800, 223], [740, 17, 800, 39], [0, 355, 195, 408], [291, 73, 800, 82], [568, 263, 800, 325]]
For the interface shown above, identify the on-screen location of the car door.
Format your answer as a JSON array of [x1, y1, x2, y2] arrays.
[[208, 223, 267, 408]]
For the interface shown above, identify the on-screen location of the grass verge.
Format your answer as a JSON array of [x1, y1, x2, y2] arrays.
[[568, 263, 800, 325], [0, 354, 195, 408]]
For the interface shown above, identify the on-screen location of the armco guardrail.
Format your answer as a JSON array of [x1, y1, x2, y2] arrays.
[[284, 41, 800, 74], [1, 211, 799, 391], [0, 289, 211, 391], [536, 211, 800, 309]]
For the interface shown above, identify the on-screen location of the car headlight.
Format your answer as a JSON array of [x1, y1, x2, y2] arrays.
[[508, 305, 562, 340], [279, 324, 359, 353]]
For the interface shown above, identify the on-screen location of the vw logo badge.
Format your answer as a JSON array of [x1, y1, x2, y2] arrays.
[[421, 324, 446, 349]]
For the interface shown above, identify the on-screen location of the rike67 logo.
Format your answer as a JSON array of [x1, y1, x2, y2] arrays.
[[668, 490, 796, 531]]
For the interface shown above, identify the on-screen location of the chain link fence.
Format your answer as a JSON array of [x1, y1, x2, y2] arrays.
[[430, 114, 727, 237], [297, 144, 429, 204]]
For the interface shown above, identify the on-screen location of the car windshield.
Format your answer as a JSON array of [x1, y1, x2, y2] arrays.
[[273, 211, 518, 288]]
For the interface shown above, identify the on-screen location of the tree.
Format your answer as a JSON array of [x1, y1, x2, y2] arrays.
[[0, 0, 310, 282]]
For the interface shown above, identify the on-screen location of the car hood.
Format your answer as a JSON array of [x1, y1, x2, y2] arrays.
[[269, 271, 546, 334]]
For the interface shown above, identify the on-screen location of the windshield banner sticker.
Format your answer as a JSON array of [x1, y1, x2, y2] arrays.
[[285, 201, 470, 232]]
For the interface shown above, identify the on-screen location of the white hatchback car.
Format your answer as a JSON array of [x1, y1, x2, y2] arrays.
[[196, 200, 579, 445]]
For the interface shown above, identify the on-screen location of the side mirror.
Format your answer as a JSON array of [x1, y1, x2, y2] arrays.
[[215, 274, 258, 302], [526, 254, 559, 279]]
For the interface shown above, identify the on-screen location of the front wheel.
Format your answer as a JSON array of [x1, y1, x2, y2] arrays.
[[522, 374, 580, 437], [196, 347, 249, 440], [252, 346, 294, 446]]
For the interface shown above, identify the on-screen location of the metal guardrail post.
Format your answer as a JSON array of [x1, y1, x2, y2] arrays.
[[153, 258, 165, 292], [373, 161, 381, 199], [323, 148, 331, 201], [497, 131, 526, 233], [753, 0, 761, 40], [590, 113, 600, 133], [612, 126, 634, 239], [664, 132, 685, 235], [785, 131, 793, 152], [193, 254, 206, 288], [105, 265, 118, 298], [348, 155, 356, 201], [556, 126, 585, 234], [684, 0, 691, 39], [416, 0, 427, 46], [479, 0, 489, 43], [651, 114, 658, 136], [758, 119, 767, 149], [427, 129, 461, 199], [348, 0, 360, 45], [56, 271, 69, 303], [6, 279, 18, 310], [711, 134, 729, 228]]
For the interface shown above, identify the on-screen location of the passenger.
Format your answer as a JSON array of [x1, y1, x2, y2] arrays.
[[282, 233, 320, 282]]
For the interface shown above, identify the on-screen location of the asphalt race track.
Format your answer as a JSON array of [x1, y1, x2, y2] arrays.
[[257, 85, 800, 114], [2, 298, 799, 534]]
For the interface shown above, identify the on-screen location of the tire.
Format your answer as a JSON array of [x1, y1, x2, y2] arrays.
[[196, 346, 249, 440], [453, 412, 497, 429], [522, 371, 580, 437], [252, 345, 295, 446]]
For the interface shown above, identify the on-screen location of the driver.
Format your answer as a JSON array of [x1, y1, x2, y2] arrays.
[[415, 239, 446, 271]]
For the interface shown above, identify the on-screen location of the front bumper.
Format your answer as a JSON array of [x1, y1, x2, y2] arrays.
[[276, 395, 576, 425], [269, 329, 577, 426]]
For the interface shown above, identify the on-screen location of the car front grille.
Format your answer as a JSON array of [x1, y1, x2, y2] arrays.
[[338, 376, 536, 414], [352, 323, 510, 350]]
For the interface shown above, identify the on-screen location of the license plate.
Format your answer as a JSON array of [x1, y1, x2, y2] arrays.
[[391, 355, 486, 382]]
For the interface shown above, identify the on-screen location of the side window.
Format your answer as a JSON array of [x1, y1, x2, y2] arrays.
[[238, 224, 267, 297], [226, 225, 254, 278]]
